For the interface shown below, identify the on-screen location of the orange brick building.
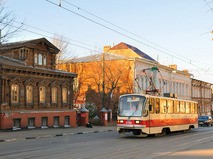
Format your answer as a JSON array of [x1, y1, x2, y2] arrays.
[[0, 38, 77, 130], [57, 42, 157, 113]]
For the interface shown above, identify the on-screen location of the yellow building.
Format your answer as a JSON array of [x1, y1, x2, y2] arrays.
[[57, 42, 194, 115], [57, 42, 157, 112]]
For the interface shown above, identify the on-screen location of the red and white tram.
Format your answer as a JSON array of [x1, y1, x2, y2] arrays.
[[117, 94, 198, 137]]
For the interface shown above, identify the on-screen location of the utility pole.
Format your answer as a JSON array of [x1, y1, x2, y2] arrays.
[[101, 52, 105, 109], [0, 29, 2, 44]]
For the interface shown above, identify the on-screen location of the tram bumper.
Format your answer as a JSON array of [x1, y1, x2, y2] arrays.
[[117, 124, 147, 136]]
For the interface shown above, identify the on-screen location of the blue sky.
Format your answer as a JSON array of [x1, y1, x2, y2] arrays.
[[5, 0, 213, 83]]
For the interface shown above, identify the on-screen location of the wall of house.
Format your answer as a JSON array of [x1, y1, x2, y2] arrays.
[[192, 79, 212, 115], [57, 59, 134, 111], [0, 39, 76, 130], [0, 44, 56, 70], [0, 110, 77, 130], [134, 59, 192, 100]]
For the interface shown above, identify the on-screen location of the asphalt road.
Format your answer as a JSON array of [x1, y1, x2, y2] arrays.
[[0, 127, 213, 159]]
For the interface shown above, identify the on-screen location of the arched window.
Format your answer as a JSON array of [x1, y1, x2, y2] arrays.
[[62, 87, 68, 103], [39, 86, 45, 103], [26, 85, 33, 103], [11, 84, 19, 103], [38, 54, 43, 65], [34, 54, 38, 64], [52, 87, 57, 103], [43, 55, 46, 65]]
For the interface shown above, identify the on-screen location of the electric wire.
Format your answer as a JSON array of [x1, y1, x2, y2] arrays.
[[1, 21, 102, 54], [62, 0, 206, 66], [45, 0, 212, 71], [63, 0, 213, 68]]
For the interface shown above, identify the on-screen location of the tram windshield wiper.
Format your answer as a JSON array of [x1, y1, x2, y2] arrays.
[[128, 109, 137, 119]]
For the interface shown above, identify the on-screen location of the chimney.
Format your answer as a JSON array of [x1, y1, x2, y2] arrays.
[[169, 64, 177, 70], [182, 69, 189, 73], [103, 46, 111, 53]]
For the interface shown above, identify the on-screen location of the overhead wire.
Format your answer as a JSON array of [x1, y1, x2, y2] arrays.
[[45, 0, 213, 71], [12, 20, 99, 49], [1, 21, 102, 54], [62, 0, 201, 66], [63, 0, 213, 68]]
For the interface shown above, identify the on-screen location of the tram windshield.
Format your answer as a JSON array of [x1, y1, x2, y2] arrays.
[[118, 95, 146, 117]]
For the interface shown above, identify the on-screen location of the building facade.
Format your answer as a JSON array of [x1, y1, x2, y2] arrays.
[[191, 79, 213, 115], [0, 38, 77, 130], [57, 42, 193, 114], [105, 42, 192, 100]]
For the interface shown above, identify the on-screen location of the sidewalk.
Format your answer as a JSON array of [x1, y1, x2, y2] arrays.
[[0, 125, 116, 143]]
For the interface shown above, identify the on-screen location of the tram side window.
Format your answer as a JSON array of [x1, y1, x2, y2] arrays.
[[142, 99, 149, 117], [167, 99, 174, 114], [185, 102, 190, 114], [195, 103, 198, 114], [180, 101, 186, 113], [174, 100, 179, 113], [149, 98, 155, 114], [160, 99, 167, 114], [155, 98, 160, 114], [191, 103, 195, 114]]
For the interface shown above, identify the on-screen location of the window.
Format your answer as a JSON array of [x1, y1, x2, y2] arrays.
[[54, 116, 59, 127], [155, 98, 160, 114], [19, 48, 28, 60], [62, 87, 68, 103], [185, 102, 190, 113], [35, 53, 46, 66], [64, 116, 70, 127], [41, 117, 48, 128], [39, 86, 46, 103], [167, 99, 174, 114], [13, 118, 21, 130], [174, 100, 179, 113], [38, 54, 43, 65], [26, 85, 33, 103], [149, 98, 155, 113], [51, 87, 57, 103], [43, 55, 46, 65], [195, 103, 198, 114], [11, 84, 19, 103], [160, 99, 167, 113], [28, 118, 35, 128], [34, 54, 38, 64], [180, 101, 185, 113]]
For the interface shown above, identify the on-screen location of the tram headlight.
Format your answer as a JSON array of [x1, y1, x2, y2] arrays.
[[135, 120, 140, 124], [118, 120, 124, 123]]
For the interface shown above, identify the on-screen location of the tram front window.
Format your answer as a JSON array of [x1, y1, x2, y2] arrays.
[[118, 95, 146, 117]]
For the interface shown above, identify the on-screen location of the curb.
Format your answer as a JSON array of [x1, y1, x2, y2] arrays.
[[0, 129, 115, 143]]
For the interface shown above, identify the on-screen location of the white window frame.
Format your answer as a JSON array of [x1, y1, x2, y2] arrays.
[[38, 53, 43, 65]]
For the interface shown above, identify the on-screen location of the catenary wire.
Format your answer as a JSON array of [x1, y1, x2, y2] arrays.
[[45, 0, 212, 71]]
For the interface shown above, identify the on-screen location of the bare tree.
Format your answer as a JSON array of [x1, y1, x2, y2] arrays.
[[52, 34, 68, 63], [52, 34, 77, 65], [0, 0, 23, 43]]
